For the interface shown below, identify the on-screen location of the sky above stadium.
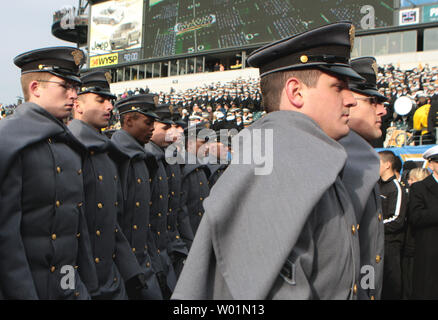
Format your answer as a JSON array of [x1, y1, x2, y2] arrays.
[[0, 0, 76, 105]]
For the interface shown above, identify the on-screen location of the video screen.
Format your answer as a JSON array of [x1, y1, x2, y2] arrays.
[[401, 0, 438, 7], [144, 0, 395, 59]]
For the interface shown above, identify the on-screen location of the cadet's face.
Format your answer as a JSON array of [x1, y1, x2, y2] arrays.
[[429, 160, 438, 177], [302, 72, 357, 140], [131, 114, 155, 145], [39, 75, 78, 120], [76, 93, 113, 129], [151, 122, 172, 147], [348, 93, 387, 142], [208, 142, 229, 161]]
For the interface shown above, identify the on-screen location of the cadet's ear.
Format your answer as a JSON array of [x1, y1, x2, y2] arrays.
[[29, 80, 41, 99], [73, 96, 85, 116], [283, 77, 304, 109]]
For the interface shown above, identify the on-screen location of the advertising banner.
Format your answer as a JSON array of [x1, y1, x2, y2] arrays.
[[423, 5, 438, 23], [399, 8, 420, 25], [90, 53, 119, 68], [89, 0, 143, 57]]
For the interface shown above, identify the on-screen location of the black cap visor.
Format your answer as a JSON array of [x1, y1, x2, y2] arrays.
[[78, 87, 117, 100], [317, 64, 365, 82], [350, 87, 388, 102]]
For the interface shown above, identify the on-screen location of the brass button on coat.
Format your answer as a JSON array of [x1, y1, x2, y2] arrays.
[[77, 202, 83, 208], [96, 230, 101, 236], [51, 234, 57, 240], [50, 266, 56, 272], [351, 225, 356, 235], [378, 213, 383, 221], [77, 169, 82, 175], [376, 255, 381, 263], [76, 233, 81, 238], [56, 167, 61, 174], [95, 258, 100, 264], [132, 248, 136, 253], [55, 201, 61, 207], [98, 175, 103, 181], [97, 203, 103, 209], [353, 284, 358, 295], [133, 225, 138, 230], [146, 262, 150, 267], [137, 178, 142, 184], [136, 202, 140, 207]]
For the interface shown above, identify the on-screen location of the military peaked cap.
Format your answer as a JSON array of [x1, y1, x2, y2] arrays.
[[349, 57, 387, 102], [79, 70, 116, 99], [247, 22, 363, 81], [115, 94, 159, 119], [14, 46, 85, 84], [155, 104, 174, 125]]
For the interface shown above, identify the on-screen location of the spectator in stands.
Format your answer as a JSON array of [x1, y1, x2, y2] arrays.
[[402, 167, 430, 300], [378, 150, 408, 300], [412, 93, 433, 145], [409, 146, 438, 299]]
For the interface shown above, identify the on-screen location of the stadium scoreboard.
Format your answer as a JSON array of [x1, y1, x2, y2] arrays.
[[87, 0, 438, 67]]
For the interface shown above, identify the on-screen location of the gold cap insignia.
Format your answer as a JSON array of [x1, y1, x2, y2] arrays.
[[71, 50, 84, 66], [105, 72, 112, 84], [372, 61, 378, 77], [38, 64, 44, 70], [300, 55, 309, 64], [81, 87, 87, 92], [153, 96, 159, 106], [131, 106, 137, 110], [349, 25, 356, 52]]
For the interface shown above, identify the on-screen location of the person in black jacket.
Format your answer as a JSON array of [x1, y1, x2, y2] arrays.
[[378, 150, 408, 300], [409, 146, 438, 299], [402, 167, 431, 299]]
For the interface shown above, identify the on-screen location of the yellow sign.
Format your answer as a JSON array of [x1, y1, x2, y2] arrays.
[[90, 53, 118, 68]]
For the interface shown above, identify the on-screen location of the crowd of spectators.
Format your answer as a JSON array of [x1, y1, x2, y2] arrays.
[[2, 63, 438, 146]]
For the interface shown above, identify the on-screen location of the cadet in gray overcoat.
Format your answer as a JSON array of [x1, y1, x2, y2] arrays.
[[111, 94, 164, 299], [339, 57, 388, 300], [0, 47, 98, 299], [173, 22, 364, 300], [145, 105, 180, 297], [180, 122, 213, 235], [69, 70, 148, 299]]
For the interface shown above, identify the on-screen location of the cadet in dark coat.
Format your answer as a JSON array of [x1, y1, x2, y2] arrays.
[[339, 57, 388, 300], [69, 70, 147, 299], [145, 105, 179, 296], [181, 122, 213, 235], [173, 22, 363, 300], [0, 47, 98, 299], [409, 146, 438, 299], [206, 130, 231, 188], [167, 116, 195, 251], [160, 115, 190, 277], [111, 95, 164, 300]]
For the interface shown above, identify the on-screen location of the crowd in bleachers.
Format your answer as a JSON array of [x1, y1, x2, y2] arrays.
[[2, 63, 438, 146]]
